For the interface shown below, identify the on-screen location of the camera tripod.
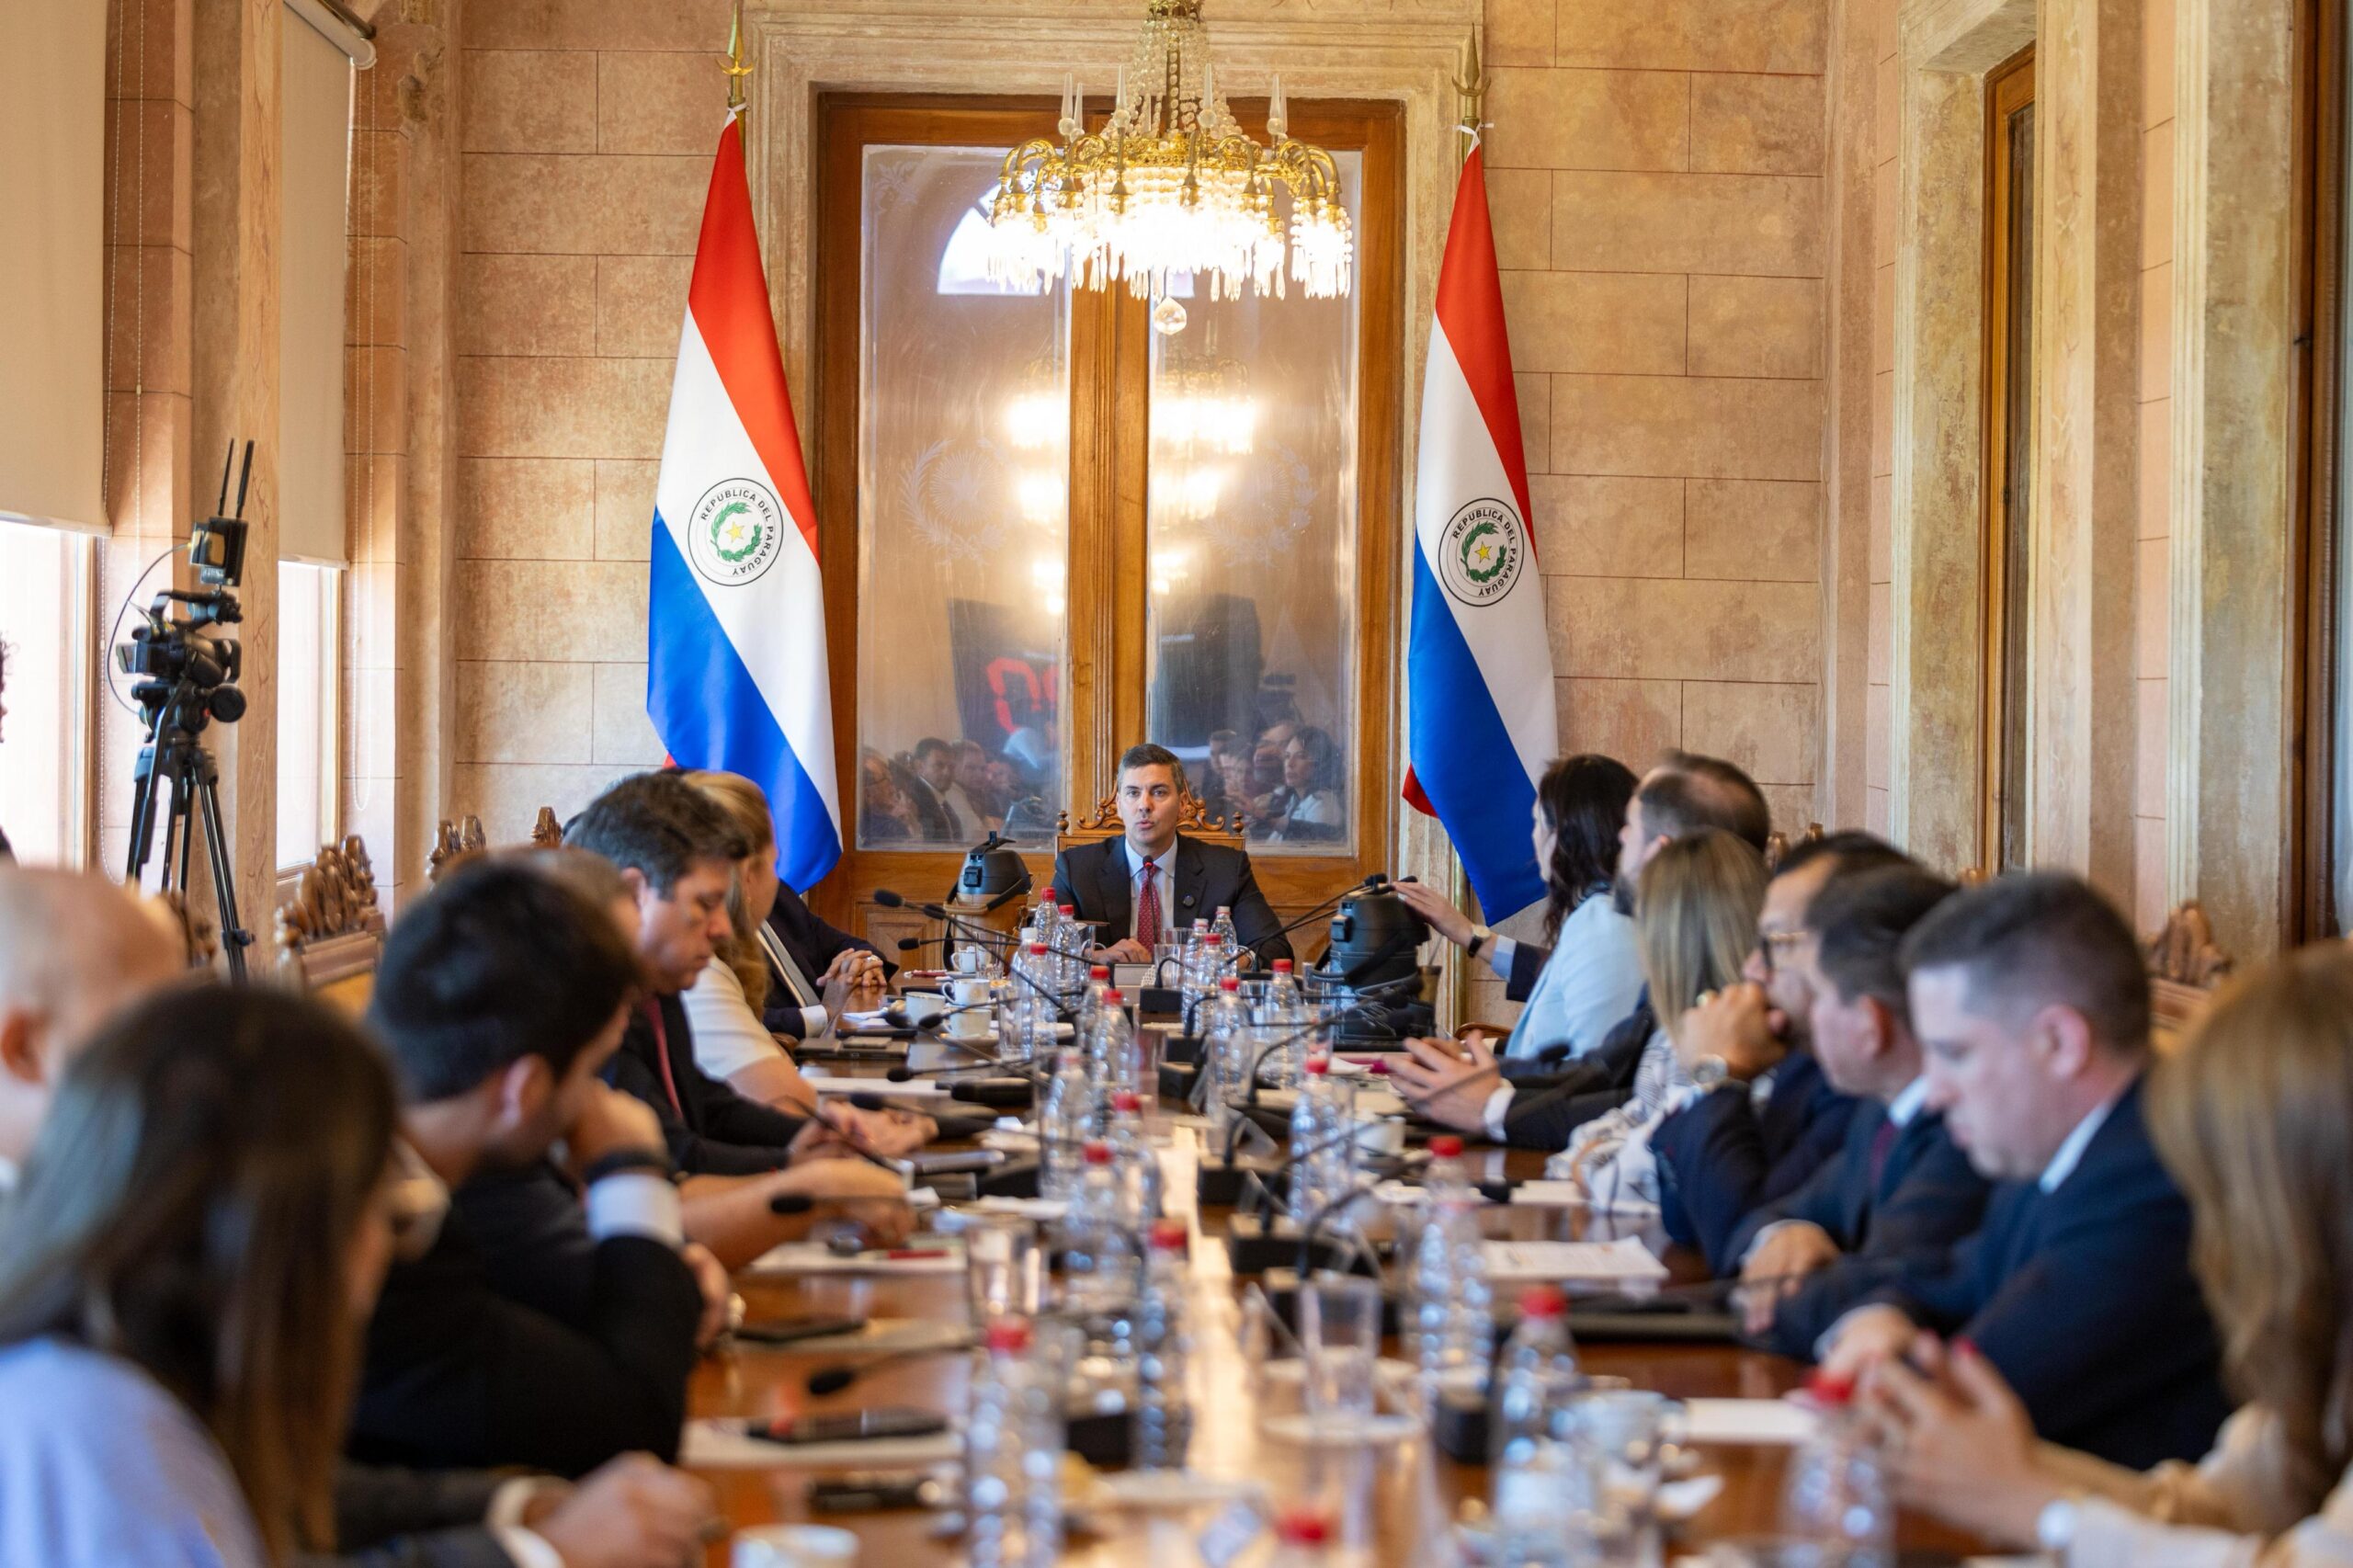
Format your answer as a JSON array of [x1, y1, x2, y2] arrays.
[[124, 680, 254, 983]]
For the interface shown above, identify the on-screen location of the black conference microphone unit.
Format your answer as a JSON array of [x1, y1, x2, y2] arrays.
[[1257, 870, 1400, 949], [802, 1336, 977, 1397]]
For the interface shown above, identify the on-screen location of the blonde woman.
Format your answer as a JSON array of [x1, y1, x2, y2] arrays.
[[680, 773, 932, 1151], [1868, 942, 2353, 1565], [1550, 828, 1768, 1203]]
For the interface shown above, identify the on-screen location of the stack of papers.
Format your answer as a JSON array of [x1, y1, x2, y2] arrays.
[[801, 1074, 949, 1098], [680, 1417, 961, 1470], [744, 1242, 965, 1277], [1479, 1235, 1670, 1284], [1680, 1398, 1820, 1446]]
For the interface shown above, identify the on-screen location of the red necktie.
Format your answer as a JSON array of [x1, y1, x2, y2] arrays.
[[1868, 1118, 1898, 1192], [642, 998, 684, 1118], [1136, 858, 1163, 949]]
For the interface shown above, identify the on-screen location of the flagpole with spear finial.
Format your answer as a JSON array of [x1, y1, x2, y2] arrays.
[[1452, 30, 1488, 168], [724, 0, 752, 115]]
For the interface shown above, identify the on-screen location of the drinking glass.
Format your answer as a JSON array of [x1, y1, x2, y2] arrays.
[[733, 1524, 858, 1568], [1299, 1271, 1384, 1427], [1574, 1388, 1687, 1566], [965, 1217, 1044, 1320]]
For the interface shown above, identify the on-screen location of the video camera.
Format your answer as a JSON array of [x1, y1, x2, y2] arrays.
[[115, 443, 254, 731]]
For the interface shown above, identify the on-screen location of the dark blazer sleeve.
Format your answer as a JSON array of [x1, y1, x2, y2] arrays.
[[1653, 1087, 1775, 1267], [1045, 847, 1082, 915], [1726, 1114, 1871, 1266], [308, 1467, 512, 1568], [603, 1006, 804, 1176], [1215, 846, 1292, 966], [767, 888, 893, 983], [1503, 939, 1551, 1004], [353, 1225, 702, 1479]]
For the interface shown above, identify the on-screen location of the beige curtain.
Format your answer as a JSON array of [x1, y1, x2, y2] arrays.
[[278, 0, 359, 564], [0, 1, 106, 531]]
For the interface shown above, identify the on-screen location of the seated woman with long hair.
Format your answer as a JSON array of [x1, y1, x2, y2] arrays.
[[0, 985, 398, 1565], [1550, 827, 1767, 1204], [1868, 941, 2353, 1564], [1393, 752, 1644, 1062], [678, 771, 931, 1153]]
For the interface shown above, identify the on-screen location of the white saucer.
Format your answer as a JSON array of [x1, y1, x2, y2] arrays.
[[1260, 1410, 1422, 1446]]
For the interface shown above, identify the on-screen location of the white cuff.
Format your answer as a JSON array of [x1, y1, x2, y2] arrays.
[[494, 1526, 565, 1568], [1738, 1219, 1801, 1269], [485, 1476, 564, 1530], [1813, 1303, 1881, 1364], [585, 1171, 684, 1247], [801, 1005, 829, 1038], [1485, 936, 1518, 980], [2035, 1498, 2079, 1552], [1482, 1084, 1518, 1142]]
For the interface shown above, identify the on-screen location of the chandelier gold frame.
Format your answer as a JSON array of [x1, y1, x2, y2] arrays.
[[986, 0, 1355, 303]]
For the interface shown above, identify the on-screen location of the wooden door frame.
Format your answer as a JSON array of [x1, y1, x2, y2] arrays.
[[806, 94, 1404, 941], [1976, 45, 2036, 875]]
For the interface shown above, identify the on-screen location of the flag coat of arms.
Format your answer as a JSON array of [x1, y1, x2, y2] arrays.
[[1404, 145, 1559, 919], [646, 111, 844, 889]]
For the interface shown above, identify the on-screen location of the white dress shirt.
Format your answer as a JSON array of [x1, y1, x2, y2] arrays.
[[2040, 1088, 2123, 1193]]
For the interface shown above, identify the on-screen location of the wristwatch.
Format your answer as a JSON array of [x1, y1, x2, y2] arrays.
[[1690, 1054, 1732, 1090], [582, 1146, 674, 1185], [1464, 924, 1494, 960]]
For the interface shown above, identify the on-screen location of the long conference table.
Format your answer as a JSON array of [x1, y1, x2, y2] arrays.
[[688, 1084, 1990, 1564]]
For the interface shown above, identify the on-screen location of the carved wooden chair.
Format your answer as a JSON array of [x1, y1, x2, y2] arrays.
[[426, 806, 564, 889], [2146, 900, 2232, 1053], [1055, 790, 1246, 856], [277, 835, 389, 1015]]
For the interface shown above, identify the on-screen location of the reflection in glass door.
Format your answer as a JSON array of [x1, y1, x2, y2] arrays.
[[853, 144, 1071, 851]]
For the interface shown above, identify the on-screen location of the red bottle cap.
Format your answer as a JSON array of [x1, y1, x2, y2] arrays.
[[1029, 942, 1049, 955], [1273, 1511, 1331, 1546], [1113, 1091, 1142, 1113], [1103, 990, 1124, 1005], [1303, 1056, 1330, 1076], [1272, 959, 1294, 972], [1804, 1369, 1856, 1406], [1090, 965, 1111, 980], [1518, 1284, 1567, 1320], [1083, 1141, 1114, 1165], [1220, 976, 1241, 991], [1149, 1219, 1189, 1252], [1428, 1134, 1464, 1158], [985, 1317, 1033, 1354]]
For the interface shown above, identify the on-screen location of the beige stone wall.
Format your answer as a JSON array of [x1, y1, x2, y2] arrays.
[[444, 1, 727, 838], [1487, 0, 1829, 844], [1862, 0, 1895, 840]]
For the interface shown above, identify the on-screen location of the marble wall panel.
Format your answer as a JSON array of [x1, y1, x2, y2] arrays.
[[1688, 74, 1825, 175], [1686, 275, 1824, 379], [1557, 676, 1683, 765], [1552, 576, 1821, 683], [1681, 680, 1818, 784], [1552, 171, 1824, 277], [1529, 474, 1685, 576], [1685, 479, 1820, 582], [1484, 67, 1689, 171], [1552, 373, 1824, 482], [1554, 0, 1827, 72], [1499, 270, 1688, 376]]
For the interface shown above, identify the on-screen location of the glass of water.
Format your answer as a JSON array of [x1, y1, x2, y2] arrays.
[[964, 1216, 1044, 1320], [1300, 1271, 1384, 1430]]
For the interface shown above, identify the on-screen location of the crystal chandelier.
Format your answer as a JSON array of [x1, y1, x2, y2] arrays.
[[987, 0, 1354, 304]]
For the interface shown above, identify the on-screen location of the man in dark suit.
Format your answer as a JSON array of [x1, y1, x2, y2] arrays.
[[1649, 837, 1916, 1268], [1818, 872, 2231, 1470], [905, 737, 964, 841], [760, 881, 890, 1041], [1713, 867, 1993, 1353], [354, 858, 709, 1479], [564, 771, 915, 1267], [1046, 742, 1292, 967]]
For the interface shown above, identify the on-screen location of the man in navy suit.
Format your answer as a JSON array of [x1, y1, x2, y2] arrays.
[[1647, 834, 1912, 1267], [759, 882, 892, 1041], [1720, 865, 1993, 1355], [1818, 872, 2230, 1471], [1046, 743, 1292, 969]]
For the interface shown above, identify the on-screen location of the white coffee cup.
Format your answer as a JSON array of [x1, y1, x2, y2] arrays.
[[733, 1523, 858, 1568]]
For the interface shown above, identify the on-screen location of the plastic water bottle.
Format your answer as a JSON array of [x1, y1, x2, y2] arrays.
[[1198, 975, 1250, 1134], [1106, 1090, 1164, 1226], [1286, 1056, 1357, 1231], [1406, 1134, 1493, 1404], [1131, 1218, 1193, 1470], [1260, 959, 1308, 1082], [1038, 1050, 1093, 1204], [1490, 1286, 1589, 1568], [1211, 903, 1239, 955], [1061, 1141, 1139, 1324], [963, 1316, 1063, 1568], [1002, 942, 1055, 1063], [1183, 931, 1225, 1031], [1782, 1374, 1894, 1568], [1075, 965, 1112, 1045], [1094, 991, 1145, 1098]]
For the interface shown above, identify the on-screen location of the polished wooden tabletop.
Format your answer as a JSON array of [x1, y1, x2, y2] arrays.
[[688, 1084, 1984, 1565]]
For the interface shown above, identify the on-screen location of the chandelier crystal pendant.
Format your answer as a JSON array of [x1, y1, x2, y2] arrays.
[[987, 0, 1355, 304]]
